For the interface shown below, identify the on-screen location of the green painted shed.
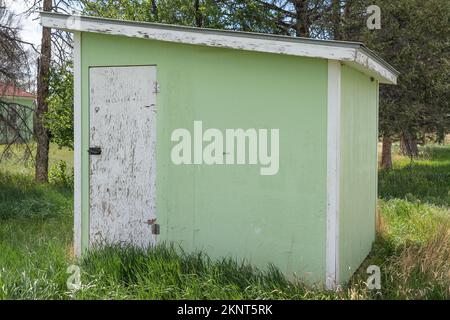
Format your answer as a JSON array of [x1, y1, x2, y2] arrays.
[[0, 82, 35, 144], [41, 12, 398, 289]]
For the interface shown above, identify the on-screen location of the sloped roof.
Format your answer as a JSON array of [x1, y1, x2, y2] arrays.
[[40, 12, 399, 84], [0, 82, 36, 99]]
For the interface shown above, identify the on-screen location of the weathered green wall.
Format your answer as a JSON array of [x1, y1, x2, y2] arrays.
[[81, 32, 329, 283], [339, 65, 378, 282], [0, 97, 34, 144]]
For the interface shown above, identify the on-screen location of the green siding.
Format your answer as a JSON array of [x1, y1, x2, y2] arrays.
[[0, 96, 34, 144], [81, 32, 330, 283], [339, 65, 378, 283]]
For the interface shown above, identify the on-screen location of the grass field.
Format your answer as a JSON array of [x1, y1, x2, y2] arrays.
[[0, 143, 448, 299]]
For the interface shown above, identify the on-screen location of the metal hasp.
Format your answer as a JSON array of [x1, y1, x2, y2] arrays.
[[88, 147, 102, 155]]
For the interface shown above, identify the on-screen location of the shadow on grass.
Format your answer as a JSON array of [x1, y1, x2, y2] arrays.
[[420, 145, 450, 162], [379, 146, 450, 207], [0, 171, 72, 220], [77, 243, 330, 300]]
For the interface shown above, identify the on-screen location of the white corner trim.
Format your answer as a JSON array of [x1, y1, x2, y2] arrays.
[[40, 13, 398, 85], [73, 31, 82, 258], [326, 60, 341, 290]]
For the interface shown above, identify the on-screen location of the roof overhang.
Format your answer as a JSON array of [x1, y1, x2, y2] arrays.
[[40, 12, 399, 85]]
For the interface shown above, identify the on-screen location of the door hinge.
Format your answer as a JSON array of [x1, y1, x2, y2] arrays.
[[153, 81, 160, 94], [151, 224, 160, 235]]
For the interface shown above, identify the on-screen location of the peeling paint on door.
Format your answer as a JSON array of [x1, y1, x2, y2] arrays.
[[89, 65, 157, 248]]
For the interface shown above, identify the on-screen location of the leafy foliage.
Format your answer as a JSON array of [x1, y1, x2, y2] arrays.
[[45, 64, 74, 150], [48, 160, 73, 188], [0, 2, 35, 163], [81, 0, 283, 32], [361, 0, 450, 142]]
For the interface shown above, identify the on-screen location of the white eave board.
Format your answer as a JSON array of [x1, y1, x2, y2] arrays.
[[40, 12, 399, 84]]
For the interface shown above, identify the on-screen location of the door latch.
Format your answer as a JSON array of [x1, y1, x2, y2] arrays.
[[88, 147, 102, 155]]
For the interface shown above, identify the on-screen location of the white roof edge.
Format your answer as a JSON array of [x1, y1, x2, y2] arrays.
[[40, 12, 398, 84]]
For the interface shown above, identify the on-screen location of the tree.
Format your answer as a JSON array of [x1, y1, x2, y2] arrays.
[[0, 4, 29, 83], [23, 0, 79, 182], [34, 0, 52, 182], [380, 136, 392, 169], [360, 0, 449, 166], [234, 0, 331, 38], [81, 0, 316, 34], [82, 0, 226, 29], [0, 1, 34, 161], [317, 0, 449, 167], [45, 63, 74, 149]]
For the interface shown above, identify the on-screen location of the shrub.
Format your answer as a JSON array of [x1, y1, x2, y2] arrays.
[[48, 160, 73, 188]]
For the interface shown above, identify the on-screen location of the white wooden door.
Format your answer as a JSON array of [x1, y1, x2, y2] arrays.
[[89, 66, 157, 248]]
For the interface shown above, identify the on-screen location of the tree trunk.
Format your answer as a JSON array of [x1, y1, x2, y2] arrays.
[[400, 132, 419, 158], [294, 0, 309, 37], [194, 0, 203, 27], [436, 127, 445, 144], [341, 1, 354, 41], [381, 136, 392, 169], [35, 0, 52, 183], [332, 0, 342, 40], [151, 0, 158, 20]]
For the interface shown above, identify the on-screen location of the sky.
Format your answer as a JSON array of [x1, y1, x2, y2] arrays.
[[6, 0, 42, 48]]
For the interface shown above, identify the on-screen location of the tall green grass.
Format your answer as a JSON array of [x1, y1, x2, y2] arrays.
[[0, 143, 73, 176], [73, 244, 334, 300], [0, 144, 449, 300], [0, 173, 73, 299], [379, 145, 450, 206]]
